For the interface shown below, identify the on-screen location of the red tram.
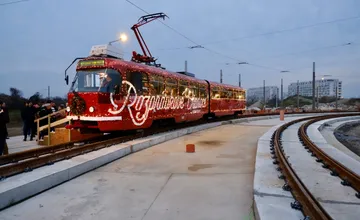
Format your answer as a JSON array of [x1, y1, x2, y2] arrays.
[[64, 13, 246, 133]]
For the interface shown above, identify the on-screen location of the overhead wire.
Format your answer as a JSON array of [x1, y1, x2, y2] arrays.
[[3, 0, 357, 74], [160, 14, 360, 51], [0, 0, 29, 6], [125, 0, 200, 46], [224, 42, 356, 67], [125, 0, 286, 72]]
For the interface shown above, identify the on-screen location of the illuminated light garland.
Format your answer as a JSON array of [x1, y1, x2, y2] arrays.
[[108, 80, 207, 126]]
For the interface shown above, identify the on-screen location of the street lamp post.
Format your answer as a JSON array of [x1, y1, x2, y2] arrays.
[[335, 80, 338, 110], [312, 62, 316, 110], [225, 62, 248, 87], [279, 70, 290, 108], [297, 80, 299, 109], [276, 87, 279, 108], [281, 78, 283, 107], [239, 73, 241, 87], [316, 85, 319, 109], [263, 80, 266, 109]]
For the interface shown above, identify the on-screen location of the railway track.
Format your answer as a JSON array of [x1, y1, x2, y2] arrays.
[[271, 113, 360, 220], [0, 111, 355, 180]]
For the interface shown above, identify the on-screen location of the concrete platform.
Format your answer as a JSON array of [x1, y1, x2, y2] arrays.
[[0, 113, 351, 219], [0, 113, 336, 220], [5, 135, 40, 154], [0, 118, 292, 220]]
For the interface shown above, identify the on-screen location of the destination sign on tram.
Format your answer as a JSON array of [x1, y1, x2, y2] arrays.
[[78, 60, 105, 67]]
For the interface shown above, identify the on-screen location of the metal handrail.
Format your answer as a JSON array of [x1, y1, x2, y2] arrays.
[[34, 108, 71, 145]]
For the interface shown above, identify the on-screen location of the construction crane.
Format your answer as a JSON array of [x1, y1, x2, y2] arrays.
[[130, 12, 168, 67]]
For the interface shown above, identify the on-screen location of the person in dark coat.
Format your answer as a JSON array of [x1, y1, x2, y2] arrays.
[[48, 100, 56, 132], [21, 101, 35, 141], [31, 103, 41, 138], [28, 102, 37, 140], [38, 103, 52, 140], [0, 100, 8, 155], [1, 101, 9, 139]]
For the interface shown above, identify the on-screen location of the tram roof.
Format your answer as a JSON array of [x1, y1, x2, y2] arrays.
[[77, 56, 245, 90]]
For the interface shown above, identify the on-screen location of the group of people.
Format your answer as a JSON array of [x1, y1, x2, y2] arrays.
[[21, 100, 66, 141], [0, 99, 67, 156]]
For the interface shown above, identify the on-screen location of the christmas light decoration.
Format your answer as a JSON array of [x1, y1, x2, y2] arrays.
[[65, 44, 246, 132], [70, 94, 86, 115]]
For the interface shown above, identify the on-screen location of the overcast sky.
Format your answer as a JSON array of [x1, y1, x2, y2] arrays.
[[0, 0, 359, 98]]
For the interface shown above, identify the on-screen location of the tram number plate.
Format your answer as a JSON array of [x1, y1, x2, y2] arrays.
[[79, 60, 105, 67]]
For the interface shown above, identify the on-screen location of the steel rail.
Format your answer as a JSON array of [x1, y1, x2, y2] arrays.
[[0, 133, 120, 166], [0, 120, 195, 178], [0, 133, 144, 178], [1, 110, 348, 166], [299, 115, 360, 198], [272, 116, 332, 220], [0, 112, 289, 166], [272, 113, 360, 219]]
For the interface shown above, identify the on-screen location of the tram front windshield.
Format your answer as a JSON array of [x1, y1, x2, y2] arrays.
[[70, 69, 122, 93]]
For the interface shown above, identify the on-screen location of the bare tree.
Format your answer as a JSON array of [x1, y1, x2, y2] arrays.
[[10, 87, 23, 98]]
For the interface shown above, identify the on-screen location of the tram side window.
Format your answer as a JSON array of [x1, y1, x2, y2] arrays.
[[189, 83, 199, 98], [233, 90, 238, 99], [227, 89, 233, 99], [165, 78, 178, 96], [150, 75, 165, 95], [179, 80, 188, 96], [240, 91, 245, 99], [220, 88, 227, 99], [126, 71, 148, 94], [141, 73, 150, 95], [199, 85, 207, 99], [237, 91, 242, 99], [212, 87, 220, 99]]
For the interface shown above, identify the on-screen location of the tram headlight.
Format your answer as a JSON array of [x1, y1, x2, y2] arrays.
[[66, 106, 71, 112], [89, 106, 95, 113]]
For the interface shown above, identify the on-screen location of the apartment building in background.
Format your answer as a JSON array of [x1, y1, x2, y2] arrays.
[[288, 79, 342, 98], [246, 86, 279, 102]]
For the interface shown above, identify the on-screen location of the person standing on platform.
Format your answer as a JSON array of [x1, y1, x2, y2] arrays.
[[48, 100, 56, 132], [21, 102, 29, 140], [28, 102, 36, 140], [31, 103, 40, 138], [1, 101, 9, 139], [38, 103, 52, 140], [0, 100, 8, 155], [21, 101, 34, 141]]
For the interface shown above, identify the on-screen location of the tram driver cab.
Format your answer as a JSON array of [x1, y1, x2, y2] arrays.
[[67, 44, 124, 95]]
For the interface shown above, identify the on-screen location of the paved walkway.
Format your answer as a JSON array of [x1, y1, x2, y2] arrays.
[[5, 135, 40, 154]]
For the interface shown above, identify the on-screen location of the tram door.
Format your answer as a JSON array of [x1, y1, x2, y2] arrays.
[[211, 86, 221, 113], [218, 88, 228, 112], [178, 80, 188, 121]]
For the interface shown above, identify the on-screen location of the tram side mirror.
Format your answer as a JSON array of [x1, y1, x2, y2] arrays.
[[65, 75, 69, 85], [114, 85, 120, 95]]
